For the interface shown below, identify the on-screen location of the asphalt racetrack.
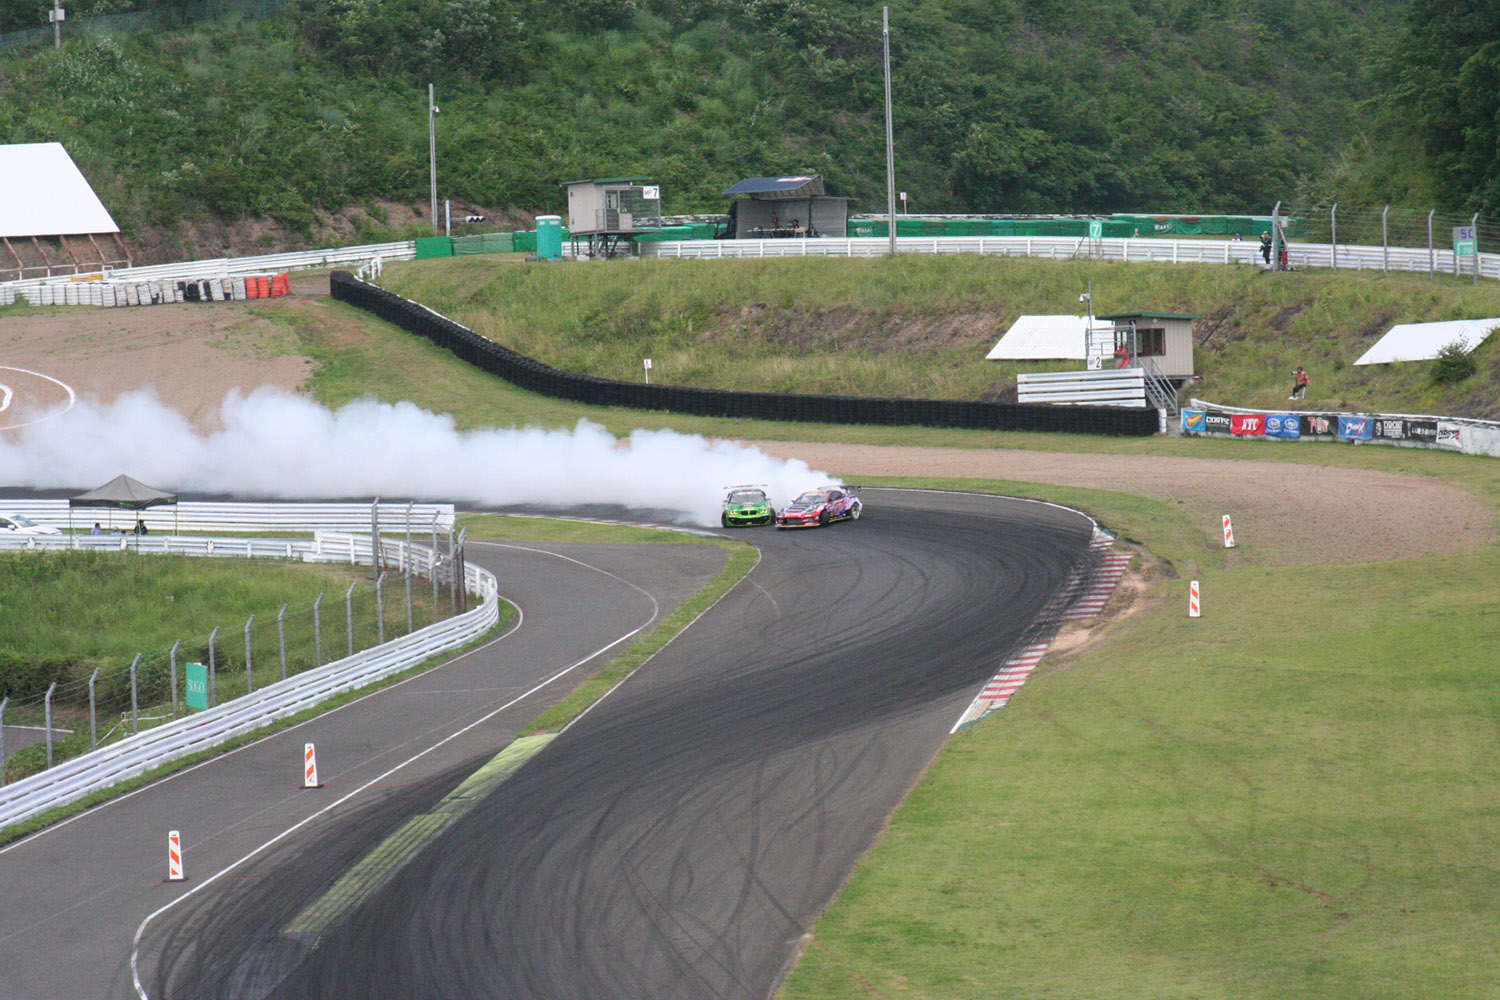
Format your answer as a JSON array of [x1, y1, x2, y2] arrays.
[[141, 489, 1095, 1000]]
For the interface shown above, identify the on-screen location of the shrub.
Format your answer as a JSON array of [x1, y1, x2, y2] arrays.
[[1430, 340, 1477, 385]]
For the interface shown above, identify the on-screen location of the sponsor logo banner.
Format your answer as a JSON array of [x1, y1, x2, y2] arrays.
[[1181, 409, 1206, 433], [1406, 420, 1438, 442], [1437, 422, 1463, 449], [1203, 412, 1232, 433], [1302, 414, 1336, 437], [1374, 417, 1410, 440], [1264, 413, 1301, 438], [1231, 413, 1266, 435], [1338, 415, 1374, 440]]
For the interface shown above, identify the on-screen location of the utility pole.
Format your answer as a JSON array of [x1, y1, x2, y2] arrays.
[[883, 7, 897, 256], [50, 0, 64, 48], [428, 83, 439, 235]]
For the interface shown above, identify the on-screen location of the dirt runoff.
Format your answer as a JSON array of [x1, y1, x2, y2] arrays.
[[745, 442, 1495, 567], [0, 281, 1490, 566]]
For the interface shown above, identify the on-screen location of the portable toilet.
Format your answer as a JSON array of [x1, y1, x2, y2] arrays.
[[536, 215, 563, 259]]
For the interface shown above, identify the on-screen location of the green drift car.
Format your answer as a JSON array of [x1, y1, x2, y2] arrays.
[[721, 486, 774, 527]]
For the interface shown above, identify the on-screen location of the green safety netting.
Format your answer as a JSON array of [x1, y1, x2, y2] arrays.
[[453, 233, 516, 255]]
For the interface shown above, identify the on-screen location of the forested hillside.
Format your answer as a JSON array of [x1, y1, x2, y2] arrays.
[[0, 0, 1426, 254]]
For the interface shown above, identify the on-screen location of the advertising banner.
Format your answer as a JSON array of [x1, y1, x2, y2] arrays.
[[1181, 409, 1206, 433], [1264, 413, 1301, 438], [1204, 411, 1232, 434], [1230, 413, 1266, 435], [1337, 415, 1374, 441], [185, 661, 209, 711], [1301, 414, 1337, 437], [1405, 419, 1439, 444], [1437, 421, 1464, 449], [1373, 417, 1409, 440]]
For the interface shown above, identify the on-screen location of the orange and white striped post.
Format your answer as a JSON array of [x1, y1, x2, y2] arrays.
[[1189, 580, 1201, 618], [1222, 515, 1236, 548], [166, 830, 185, 882], [302, 742, 320, 789]]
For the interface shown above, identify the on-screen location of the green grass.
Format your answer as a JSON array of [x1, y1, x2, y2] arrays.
[[780, 507, 1500, 999], [378, 254, 1500, 420]]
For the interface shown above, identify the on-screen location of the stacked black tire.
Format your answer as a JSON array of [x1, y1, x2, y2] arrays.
[[331, 271, 1157, 436]]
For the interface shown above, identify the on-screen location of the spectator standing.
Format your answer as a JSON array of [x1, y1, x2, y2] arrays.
[[1260, 231, 1273, 265]]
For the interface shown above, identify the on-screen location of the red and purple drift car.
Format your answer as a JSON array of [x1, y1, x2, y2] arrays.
[[775, 486, 862, 528]]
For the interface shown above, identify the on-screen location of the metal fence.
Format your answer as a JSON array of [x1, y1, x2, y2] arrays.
[[0, 527, 470, 785], [0, 0, 292, 52], [642, 232, 1500, 282], [0, 531, 497, 831]]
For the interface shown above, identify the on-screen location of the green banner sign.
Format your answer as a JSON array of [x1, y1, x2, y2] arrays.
[[185, 661, 209, 711]]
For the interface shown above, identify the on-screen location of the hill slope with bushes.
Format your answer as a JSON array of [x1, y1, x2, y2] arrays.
[[0, 0, 1405, 259]]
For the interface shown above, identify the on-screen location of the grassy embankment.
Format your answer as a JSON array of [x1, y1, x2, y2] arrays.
[[379, 254, 1500, 420], [261, 253, 1500, 996]]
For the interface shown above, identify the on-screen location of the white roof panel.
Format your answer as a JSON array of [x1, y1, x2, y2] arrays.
[[0, 143, 119, 237], [1354, 318, 1500, 365], [986, 315, 1110, 360]]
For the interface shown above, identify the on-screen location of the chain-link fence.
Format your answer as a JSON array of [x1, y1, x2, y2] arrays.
[[0, 0, 290, 52], [1276, 201, 1500, 273], [0, 533, 467, 783]]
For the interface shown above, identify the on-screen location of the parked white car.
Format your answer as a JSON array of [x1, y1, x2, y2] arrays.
[[0, 512, 61, 535]]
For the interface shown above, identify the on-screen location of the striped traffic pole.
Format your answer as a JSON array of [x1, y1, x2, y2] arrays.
[[166, 830, 185, 882], [1222, 515, 1236, 548], [1189, 580, 1201, 618], [302, 742, 321, 789]]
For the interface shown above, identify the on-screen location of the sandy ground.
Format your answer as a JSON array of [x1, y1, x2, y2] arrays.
[[747, 441, 1495, 566], [1, 280, 1492, 567]]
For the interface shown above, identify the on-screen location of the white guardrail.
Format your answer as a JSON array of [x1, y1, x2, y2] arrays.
[[0, 239, 416, 305], [642, 234, 1500, 281], [0, 517, 492, 832], [0, 500, 453, 534]]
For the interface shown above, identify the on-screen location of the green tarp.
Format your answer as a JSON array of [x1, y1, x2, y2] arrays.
[[414, 236, 453, 259]]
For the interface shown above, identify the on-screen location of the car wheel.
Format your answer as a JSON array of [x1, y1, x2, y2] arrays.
[[721, 513, 731, 528], [850, 503, 861, 520], [818, 509, 830, 526]]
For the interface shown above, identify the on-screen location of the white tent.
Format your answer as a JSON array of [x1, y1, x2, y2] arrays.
[[0, 143, 119, 238], [986, 315, 1112, 360], [1355, 318, 1500, 365]]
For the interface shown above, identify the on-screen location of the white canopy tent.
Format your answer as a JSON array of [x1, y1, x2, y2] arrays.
[[986, 315, 1114, 361], [0, 142, 119, 238], [1355, 318, 1500, 365]]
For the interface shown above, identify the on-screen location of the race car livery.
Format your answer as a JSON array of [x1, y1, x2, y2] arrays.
[[721, 486, 774, 527], [775, 486, 862, 528]]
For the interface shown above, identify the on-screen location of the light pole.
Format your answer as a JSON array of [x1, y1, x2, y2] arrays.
[[428, 83, 440, 235], [882, 6, 897, 256], [50, 0, 64, 48]]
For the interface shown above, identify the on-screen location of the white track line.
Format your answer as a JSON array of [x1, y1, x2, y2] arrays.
[[0, 383, 12, 412], [128, 541, 660, 1000], [0, 365, 77, 430]]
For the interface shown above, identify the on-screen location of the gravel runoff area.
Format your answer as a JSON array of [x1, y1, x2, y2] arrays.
[[0, 277, 1491, 566]]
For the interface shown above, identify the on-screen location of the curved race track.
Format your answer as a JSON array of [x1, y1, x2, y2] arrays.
[[146, 489, 1095, 1000]]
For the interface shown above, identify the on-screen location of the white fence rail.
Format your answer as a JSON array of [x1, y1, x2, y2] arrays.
[[1017, 368, 1148, 407], [0, 240, 416, 306], [0, 530, 496, 831], [642, 235, 1500, 281], [1, 500, 454, 534]]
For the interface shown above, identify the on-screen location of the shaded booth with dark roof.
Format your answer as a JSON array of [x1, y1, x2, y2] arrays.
[[724, 175, 849, 239], [69, 474, 179, 534]]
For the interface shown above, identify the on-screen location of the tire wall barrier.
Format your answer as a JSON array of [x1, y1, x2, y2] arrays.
[[329, 272, 1158, 437]]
